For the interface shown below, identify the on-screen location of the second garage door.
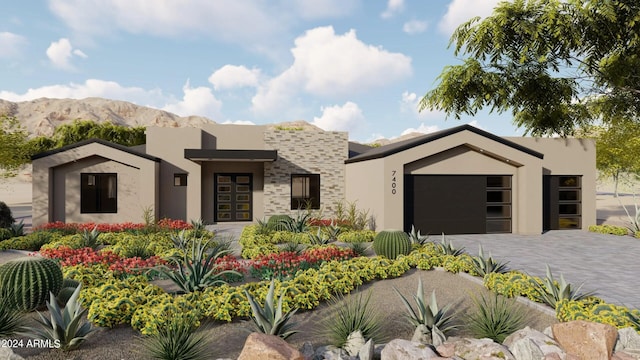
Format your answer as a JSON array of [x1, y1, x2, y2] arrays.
[[404, 175, 512, 235]]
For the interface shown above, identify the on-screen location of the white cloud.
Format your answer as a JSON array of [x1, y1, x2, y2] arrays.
[[0, 32, 27, 58], [403, 20, 428, 35], [401, 91, 444, 119], [0, 78, 222, 120], [0, 79, 159, 103], [208, 65, 261, 91], [46, 38, 87, 70], [401, 123, 440, 136], [221, 120, 255, 125], [252, 26, 412, 116], [438, 0, 501, 36], [162, 81, 223, 120], [312, 101, 365, 132], [381, 0, 404, 18], [467, 120, 484, 130]]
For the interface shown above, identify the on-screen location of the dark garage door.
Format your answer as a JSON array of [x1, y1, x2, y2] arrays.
[[405, 175, 512, 235]]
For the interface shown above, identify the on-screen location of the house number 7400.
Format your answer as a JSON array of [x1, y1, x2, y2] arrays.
[[391, 170, 397, 195]]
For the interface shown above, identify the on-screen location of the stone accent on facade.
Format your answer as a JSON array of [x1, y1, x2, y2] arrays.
[[264, 129, 348, 218]]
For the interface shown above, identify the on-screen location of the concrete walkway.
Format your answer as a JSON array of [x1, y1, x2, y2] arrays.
[[446, 230, 640, 309]]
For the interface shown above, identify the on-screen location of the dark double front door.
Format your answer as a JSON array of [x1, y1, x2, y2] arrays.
[[214, 173, 252, 222]]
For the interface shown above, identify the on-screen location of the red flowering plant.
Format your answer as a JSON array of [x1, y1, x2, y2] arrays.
[[249, 245, 356, 281], [39, 246, 167, 278], [35, 219, 192, 235], [214, 255, 247, 283]]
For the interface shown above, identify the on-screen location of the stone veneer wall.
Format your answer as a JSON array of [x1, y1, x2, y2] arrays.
[[264, 130, 348, 218]]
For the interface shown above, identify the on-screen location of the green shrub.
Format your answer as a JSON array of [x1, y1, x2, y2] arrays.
[[484, 271, 543, 301], [588, 224, 629, 236], [556, 298, 640, 329], [373, 230, 411, 259], [0, 257, 63, 311], [271, 231, 311, 245], [467, 292, 526, 343], [337, 230, 376, 243], [0, 228, 12, 241], [0, 201, 14, 228], [0, 231, 59, 251]]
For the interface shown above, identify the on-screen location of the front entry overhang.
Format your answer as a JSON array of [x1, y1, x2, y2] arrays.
[[184, 149, 278, 162]]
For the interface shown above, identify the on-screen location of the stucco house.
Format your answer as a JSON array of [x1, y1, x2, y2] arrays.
[[31, 123, 595, 235]]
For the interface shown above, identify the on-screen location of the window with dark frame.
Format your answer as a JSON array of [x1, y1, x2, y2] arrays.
[[291, 174, 320, 209], [81, 173, 117, 213], [174, 173, 187, 186]]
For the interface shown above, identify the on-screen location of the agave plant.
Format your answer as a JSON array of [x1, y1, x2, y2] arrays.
[[255, 217, 272, 235], [190, 218, 206, 238], [9, 220, 24, 237], [32, 285, 96, 351], [80, 226, 100, 249], [281, 211, 310, 233], [158, 237, 240, 293], [348, 242, 370, 257], [244, 280, 299, 340], [325, 220, 342, 241], [627, 311, 640, 331], [471, 245, 510, 277], [394, 278, 457, 342], [532, 265, 597, 309], [434, 233, 465, 256], [170, 230, 190, 251], [308, 228, 331, 245], [407, 225, 429, 245]]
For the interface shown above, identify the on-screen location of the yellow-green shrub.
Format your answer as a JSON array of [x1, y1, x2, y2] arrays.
[[102, 233, 174, 258], [556, 298, 640, 330], [588, 224, 629, 236], [484, 271, 543, 301], [82, 276, 163, 328], [271, 231, 311, 244], [131, 293, 202, 335], [41, 234, 85, 250], [337, 230, 376, 243], [63, 264, 115, 288]]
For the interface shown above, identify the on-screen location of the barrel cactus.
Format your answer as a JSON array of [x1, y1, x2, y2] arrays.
[[373, 230, 411, 259], [0, 257, 63, 311]]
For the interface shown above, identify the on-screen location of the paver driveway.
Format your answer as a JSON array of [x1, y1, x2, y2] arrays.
[[446, 230, 640, 309]]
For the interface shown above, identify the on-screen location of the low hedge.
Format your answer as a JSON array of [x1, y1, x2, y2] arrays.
[[0, 231, 60, 251]]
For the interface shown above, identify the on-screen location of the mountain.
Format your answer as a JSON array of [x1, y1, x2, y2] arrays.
[[0, 97, 213, 137]]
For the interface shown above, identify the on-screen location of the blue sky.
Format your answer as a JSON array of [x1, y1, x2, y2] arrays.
[[0, 0, 519, 142]]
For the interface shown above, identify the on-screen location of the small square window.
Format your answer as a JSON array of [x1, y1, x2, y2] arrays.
[[174, 173, 187, 186]]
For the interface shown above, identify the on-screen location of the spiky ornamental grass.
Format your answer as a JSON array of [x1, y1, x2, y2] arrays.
[[532, 265, 597, 309], [33, 285, 96, 351], [467, 292, 526, 343], [0, 287, 26, 338], [244, 280, 299, 340], [140, 312, 209, 360], [320, 290, 386, 347], [394, 278, 457, 339]]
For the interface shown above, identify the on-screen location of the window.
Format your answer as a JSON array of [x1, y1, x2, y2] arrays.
[[81, 173, 117, 213], [486, 175, 512, 233], [291, 174, 320, 209], [174, 173, 187, 186]]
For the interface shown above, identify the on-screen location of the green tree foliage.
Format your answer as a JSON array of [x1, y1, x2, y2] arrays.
[[421, 0, 640, 136], [586, 121, 640, 196], [0, 117, 146, 176], [0, 116, 30, 177], [50, 119, 146, 148]]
